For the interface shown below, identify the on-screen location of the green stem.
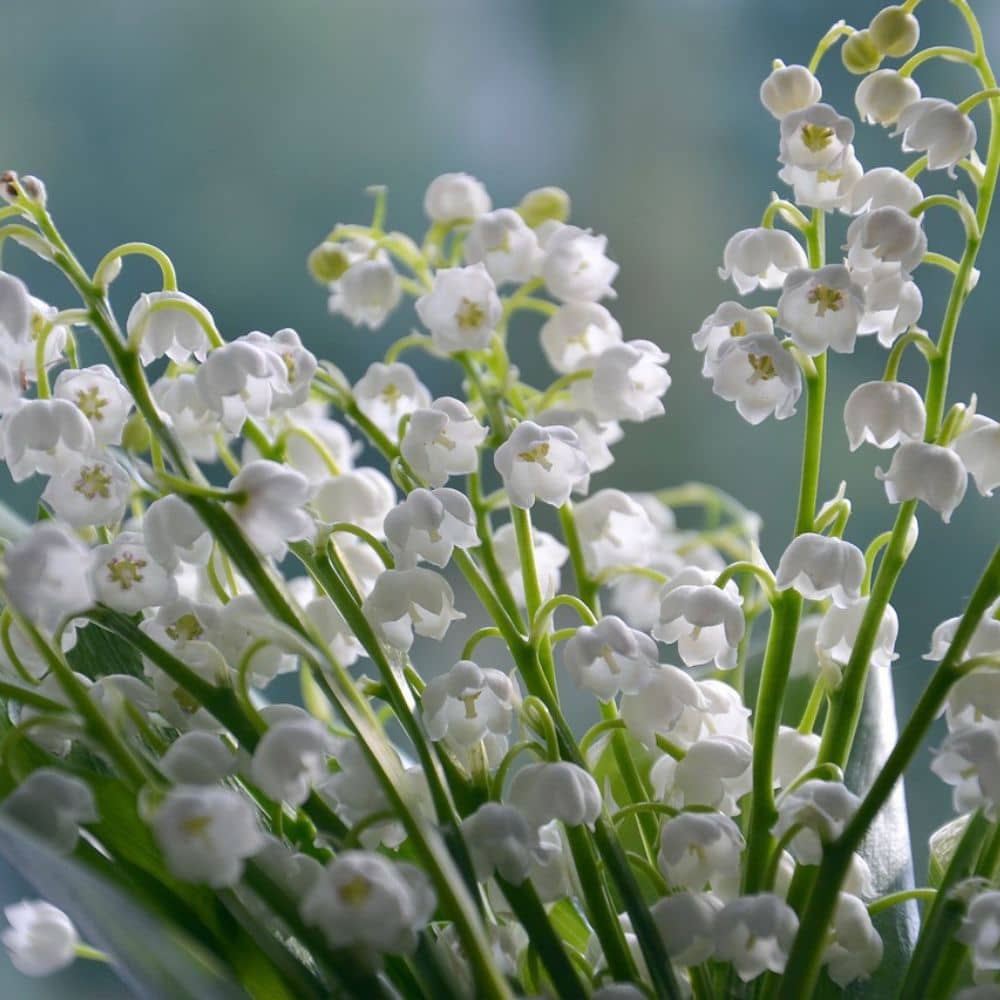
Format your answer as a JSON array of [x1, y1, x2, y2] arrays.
[[93, 242, 178, 290]]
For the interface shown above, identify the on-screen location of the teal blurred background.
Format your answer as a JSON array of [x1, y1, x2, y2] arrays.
[[2, 0, 999, 993]]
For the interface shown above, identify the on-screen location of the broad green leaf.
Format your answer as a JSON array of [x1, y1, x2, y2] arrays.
[[67, 619, 145, 679]]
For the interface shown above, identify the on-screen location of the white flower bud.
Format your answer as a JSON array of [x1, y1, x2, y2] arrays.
[[876, 440, 967, 522], [250, 714, 336, 806], [52, 364, 132, 447], [714, 894, 798, 981], [424, 173, 491, 222], [465, 208, 541, 285], [848, 166, 924, 215], [824, 893, 883, 986], [91, 533, 177, 614], [1, 398, 95, 482], [777, 265, 866, 355], [705, 331, 802, 425], [932, 720, 1000, 817], [855, 70, 921, 126], [328, 251, 401, 330], [160, 731, 235, 785], [719, 228, 808, 294], [383, 487, 477, 568], [653, 736, 753, 815], [894, 98, 977, 175], [461, 803, 550, 884], [693, 301, 774, 364], [353, 361, 432, 440], [361, 567, 463, 650], [226, 460, 314, 560], [760, 65, 822, 119], [658, 811, 744, 889], [0, 271, 32, 343], [508, 761, 602, 829], [651, 892, 721, 967], [143, 494, 211, 569], [400, 396, 486, 487], [773, 779, 860, 863], [312, 466, 395, 536], [541, 225, 618, 302], [846, 206, 927, 275], [195, 339, 288, 433], [1, 901, 78, 977], [571, 340, 671, 423], [493, 420, 590, 509], [563, 615, 658, 701], [779, 104, 855, 171], [492, 523, 568, 607], [620, 665, 707, 749], [953, 414, 1000, 497], [541, 302, 623, 374], [844, 380, 925, 451], [775, 533, 865, 608], [415, 263, 503, 354], [127, 291, 213, 365], [1, 769, 97, 854]]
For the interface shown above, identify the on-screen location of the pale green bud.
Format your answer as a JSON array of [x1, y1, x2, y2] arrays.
[[870, 6, 920, 58], [121, 412, 151, 454], [842, 30, 882, 75], [307, 241, 352, 284], [517, 186, 570, 228]]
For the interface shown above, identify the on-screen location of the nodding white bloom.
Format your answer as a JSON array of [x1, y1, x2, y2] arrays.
[[461, 803, 551, 884], [250, 714, 336, 807], [954, 414, 1000, 497], [0, 359, 20, 414], [719, 228, 808, 294], [760, 64, 821, 118], [858, 265, 924, 347], [328, 251, 402, 330], [541, 225, 618, 302], [655, 567, 745, 670], [383, 487, 477, 568], [653, 736, 753, 815], [508, 762, 602, 829], [312, 467, 395, 536], [401, 396, 486, 487], [244, 328, 317, 411], [773, 780, 860, 864], [353, 361, 432, 439], [464, 208, 541, 285], [492, 522, 568, 607], [926, 613, 1000, 663], [846, 206, 927, 275], [848, 166, 924, 215], [150, 785, 263, 887], [540, 302, 623, 374], [620, 665, 708, 749], [777, 265, 865, 355], [143, 494, 211, 569], [151, 373, 224, 462], [932, 720, 1000, 816], [41, 453, 131, 528], [894, 98, 977, 175], [947, 668, 1000, 730], [658, 811, 744, 889], [424, 172, 491, 222], [775, 533, 865, 608], [844, 380, 925, 451], [0, 271, 32, 342], [0, 769, 97, 854], [876, 441, 967, 522], [775, 726, 821, 790], [562, 616, 659, 701], [693, 301, 774, 365], [247, 408, 360, 483], [705, 331, 803, 425], [855, 70, 921, 126], [1, 901, 78, 977], [536, 407, 622, 475], [700, 679, 753, 743], [2, 521, 95, 629], [824, 893, 884, 986], [127, 290, 213, 365], [226, 460, 314, 559], [215, 594, 297, 685], [779, 104, 855, 171], [573, 489, 657, 574], [651, 892, 722, 968], [301, 593, 364, 666], [195, 339, 289, 432], [141, 597, 222, 652], [415, 263, 503, 354], [778, 147, 863, 212], [362, 567, 463, 650], [714, 894, 798, 982], [957, 890, 1000, 979], [571, 340, 671, 423], [0, 398, 95, 482], [300, 851, 435, 954], [147, 642, 230, 732], [493, 420, 590, 509], [91, 534, 177, 615], [159, 731, 235, 785], [52, 365, 132, 446]]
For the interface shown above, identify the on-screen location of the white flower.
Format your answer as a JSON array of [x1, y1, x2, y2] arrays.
[[773, 779, 860, 864], [954, 415, 1000, 497], [719, 228, 808, 294], [655, 567, 745, 670], [571, 340, 671, 423], [0, 398, 95, 482], [824, 893, 883, 986], [249, 408, 359, 483], [562, 616, 659, 701], [415, 263, 503, 354], [536, 407, 621, 475], [383, 487, 477, 568], [846, 206, 927, 275], [1, 901, 78, 977], [214, 594, 297, 685], [760, 64, 821, 118], [540, 302, 623, 374], [424, 172, 491, 222], [572, 489, 656, 574], [848, 167, 924, 215], [400, 396, 486, 487], [143, 494, 211, 569], [41, 453, 131, 528], [91, 534, 177, 614], [926, 614, 1000, 663], [957, 890, 1000, 978], [226, 460, 314, 559], [493, 420, 590, 509], [250, 714, 336, 807], [312, 467, 395, 536], [0, 358, 21, 414], [353, 362, 432, 440], [620, 665, 707, 749], [492, 523, 568, 607], [141, 597, 222, 652], [775, 726, 821, 789], [714, 894, 798, 981], [947, 667, 1000, 730], [300, 851, 435, 954], [147, 642, 230, 732], [361, 568, 463, 650], [541, 225, 618, 302], [465, 208, 541, 285], [126, 290, 213, 365], [52, 364, 132, 446], [150, 785, 263, 887], [858, 265, 924, 347], [700, 679, 752, 743], [301, 593, 364, 667], [932, 720, 1000, 817], [461, 803, 550, 884], [653, 736, 753, 815], [843, 380, 925, 451], [705, 331, 802, 425], [894, 98, 977, 175], [328, 251, 401, 330], [195, 339, 288, 432], [658, 812, 744, 889], [151, 373, 223, 462], [778, 148, 863, 212], [775, 533, 865, 608], [779, 104, 855, 171], [0, 769, 97, 853], [693, 301, 774, 364], [651, 892, 721, 967], [876, 441, 967, 522], [508, 761, 602, 829], [777, 265, 865, 355], [0, 271, 32, 343], [242, 328, 317, 411], [159, 732, 235, 785], [855, 70, 921, 126]]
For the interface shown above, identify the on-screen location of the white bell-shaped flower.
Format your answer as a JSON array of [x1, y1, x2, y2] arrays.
[[52, 364, 132, 447], [424, 172, 491, 222], [312, 467, 395, 537], [844, 380, 925, 450], [150, 785, 263, 887], [775, 533, 865, 608], [876, 440, 967, 522], [353, 361, 432, 440], [773, 779, 860, 864], [925, 613, 1000, 663], [954, 415, 1000, 497], [383, 487, 477, 568], [465, 208, 541, 285], [562, 615, 659, 701], [931, 720, 1000, 817], [508, 761, 602, 829], [777, 265, 865, 355], [362, 567, 463, 650], [241, 328, 317, 412], [143, 495, 211, 569], [658, 811, 744, 889], [250, 713, 336, 806], [846, 206, 927, 275], [0, 358, 21, 414], [651, 892, 721, 968], [214, 594, 297, 685], [778, 147, 863, 212], [713, 894, 798, 981], [127, 290, 213, 365], [300, 851, 435, 954], [301, 592, 364, 666], [91, 533, 177, 615], [195, 339, 288, 433], [946, 668, 1000, 731], [3, 297, 69, 390], [719, 228, 807, 294], [693, 301, 774, 365], [700, 679, 752, 743], [41, 453, 131, 528], [894, 98, 977, 175], [848, 166, 924, 215], [620, 664, 708, 749], [571, 340, 671, 423], [653, 736, 753, 815], [493, 420, 590, 509], [705, 331, 803, 425], [779, 104, 855, 172], [151, 373, 223, 462], [540, 302, 623, 374], [0, 769, 97, 854], [0, 271, 32, 343], [0, 398, 94, 482], [400, 396, 486, 487], [461, 802, 550, 884], [492, 522, 568, 607], [760, 64, 821, 119], [541, 224, 618, 302], [855, 70, 921, 126], [141, 597, 222, 652], [415, 263, 502, 354], [573, 489, 657, 574], [1, 901, 78, 977], [775, 726, 821, 789], [957, 890, 1000, 980], [824, 893, 884, 986], [159, 731, 236, 785], [858, 265, 924, 347], [226, 460, 314, 559], [536, 407, 621, 475], [328, 251, 401, 330]]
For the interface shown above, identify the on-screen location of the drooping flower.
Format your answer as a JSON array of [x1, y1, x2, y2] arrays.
[[1, 901, 78, 977], [719, 228, 808, 294], [250, 713, 336, 807], [464, 209, 541, 285], [953, 414, 1000, 498], [41, 453, 131, 528], [126, 290, 214, 365], [562, 615, 659, 701], [620, 664, 707, 749], [143, 494, 212, 569], [843, 380, 925, 450], [713, 894, 799, 981], [653, 736, 753, 815], [225, 460, 314, 559], [195, 338, 289, 433], [651, 892, 722, 968], [876, 441, 967, 522], [845, 206, 927, 275], [824, 893, 884, 986], [571, 340, 671, 423], [461, 803, 550, 884], [493, 420, 590, 509], [311, 467, 396, 537], [383, 487, 477, 568], [423, 172, 491, 222], [362, 568, 464, 650], [759, 64, 821, 119], [658, 811, 744, 889], [774, 533, 865, 608], [540, 302, 623, 374], [415, 263, 503, 354], [855, 70, 921, 126], [773, 779, 860, 864], [572, 489, 657, 574], [508, 762, 602, 829], [0, 769, 97, 854], [353, 362, 432, 440], [932, 720, 1000, 817], [328, 251, 402, 330], [400, 396, 487, 487], [159, 731, 236, 785], [778, 104, 855, 172], [0, 398, 94, 482], [847, 167, 924, 215], [541, 225, 618, 302], [894, 98, 977, 175]]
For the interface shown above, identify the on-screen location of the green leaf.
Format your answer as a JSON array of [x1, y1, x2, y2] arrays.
[[929, 813, 972, 888], [67, 619, 145, 680]]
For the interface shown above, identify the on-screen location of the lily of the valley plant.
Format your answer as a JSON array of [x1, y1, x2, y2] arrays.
[[0, 2, 999, 997]]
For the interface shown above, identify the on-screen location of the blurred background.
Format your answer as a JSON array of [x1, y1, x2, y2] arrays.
[[2, 0, 999, 993]]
